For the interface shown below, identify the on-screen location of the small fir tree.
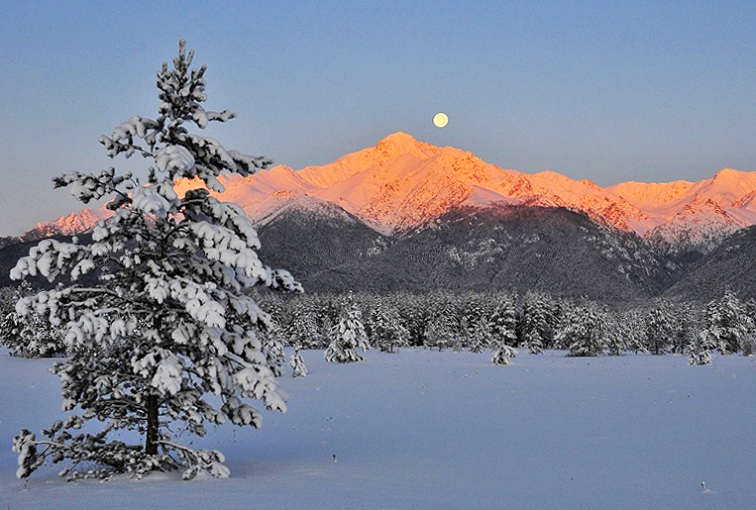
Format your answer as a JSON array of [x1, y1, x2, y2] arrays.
[[290, 348, 308, 377], [620, 309, 648, 354], [602, 307, 625, 356], [325, 300, 369, 363], [491, 343, 517, 365], [10, 41, 300, 481]]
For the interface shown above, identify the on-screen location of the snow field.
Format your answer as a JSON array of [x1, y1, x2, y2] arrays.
[[1, 348, 754, 509]]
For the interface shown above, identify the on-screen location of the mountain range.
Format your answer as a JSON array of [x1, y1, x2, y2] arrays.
[[3, 132, 756, 303]]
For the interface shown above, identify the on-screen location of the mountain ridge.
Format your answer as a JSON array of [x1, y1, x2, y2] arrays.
[[13, 132, 756, 251]]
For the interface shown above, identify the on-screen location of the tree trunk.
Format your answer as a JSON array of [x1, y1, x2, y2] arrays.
[[145, 394, 159, 455]]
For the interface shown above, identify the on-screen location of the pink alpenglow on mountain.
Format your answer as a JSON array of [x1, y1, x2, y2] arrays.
[[32, 132, 756, 247]]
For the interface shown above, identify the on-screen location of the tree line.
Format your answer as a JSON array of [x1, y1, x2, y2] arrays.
[[5, 283, 754, 367]]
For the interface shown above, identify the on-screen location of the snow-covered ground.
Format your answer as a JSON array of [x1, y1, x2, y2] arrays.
[[1, 348, 754, 509]]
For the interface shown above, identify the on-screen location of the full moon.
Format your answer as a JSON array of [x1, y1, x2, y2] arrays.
[[433, 112, 449, 128]]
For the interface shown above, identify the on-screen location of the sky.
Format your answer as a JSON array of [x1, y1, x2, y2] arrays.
[[1, 0, 756, 236]]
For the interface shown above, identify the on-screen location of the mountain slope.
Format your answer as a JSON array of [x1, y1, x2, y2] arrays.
[[255, 200, 389, 281], [300, 204, 672, 301], [663, 225, 756, 303]]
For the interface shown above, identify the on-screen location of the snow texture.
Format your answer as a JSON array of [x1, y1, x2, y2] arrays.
[[0, 348, 754, 509]]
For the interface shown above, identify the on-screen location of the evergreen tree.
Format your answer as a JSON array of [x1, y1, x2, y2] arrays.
[[603, 309, 626, 356], [491, 343, 518, 365], [260, 323, 287, 377], [688, 330, 716, 365], [283, 298, 322, 349], [367, 299, 409, 353], [394, 291, 428, 346], [520, 291, 551, 354], [489, 295, 519, 347], [644, 299, 675, 355], [290, 348, 307, 377], [619, 309, 647, 354], [325, 299, 369, 363], [490, 297, 518, 365], [560, 303, 607, 357], [0, 281, 65, 358], [11, 42, 300, 481], [423, 310, 457, 351], [457, 315, 474, 351], [468, 317, 494, 353], [704, 290, 755, 355]]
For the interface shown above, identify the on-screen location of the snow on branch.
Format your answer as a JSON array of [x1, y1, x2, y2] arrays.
[[12, 39, 299, 482]]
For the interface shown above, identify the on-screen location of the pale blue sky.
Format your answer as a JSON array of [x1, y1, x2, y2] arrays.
[[2, 0, 756, 235]]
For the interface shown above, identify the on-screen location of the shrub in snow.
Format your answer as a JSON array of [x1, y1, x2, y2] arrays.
[[325, 299, 369, 363], [10, 41, 300, 481], [0, 281, 65, 357]]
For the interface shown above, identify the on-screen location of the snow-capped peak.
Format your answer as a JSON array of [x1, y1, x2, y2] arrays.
[[24, 134, 756, 249]]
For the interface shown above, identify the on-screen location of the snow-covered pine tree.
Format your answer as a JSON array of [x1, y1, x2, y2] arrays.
[[602, 308, 625, 356], [489, 295, 517, 343], [458, 292, 488, 352], [520, 291, 551, 354], [491, 342, 517, 365], [325, 298, 370, 363], [396, 291, 431, 346], [290, 348, 307, 377], [10, 41, 300, 481], [423, 307, 457, 351], [283, 297, 322, 349], [688, 330, 716, 365], [0, 281, 65, 357], [643, 299, 675, 355], [490, 296, 518, 365], [619, 309, 648, 354], [458, 315, 474, 351], [260, 322, 287, 377], [367, 299, 409, 353], [704, 289, 755, 355], [560, 303, 607, 357]]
